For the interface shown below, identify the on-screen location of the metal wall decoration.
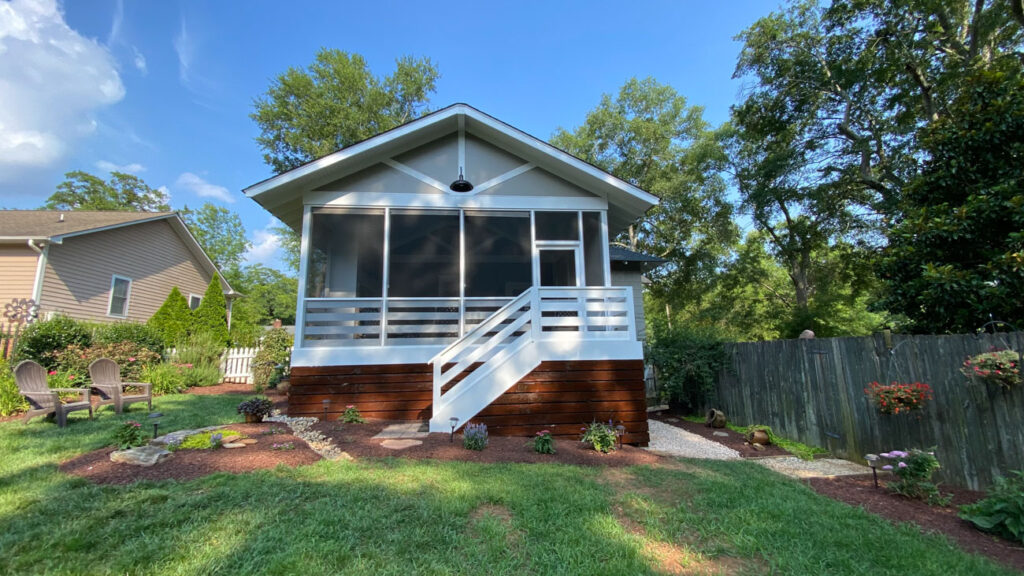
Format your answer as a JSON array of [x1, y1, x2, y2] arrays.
[[3, 298, 38, 325]]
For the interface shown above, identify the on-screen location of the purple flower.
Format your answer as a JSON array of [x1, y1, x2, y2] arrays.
[[882, 465, 893, 471], [898, 462, 908, 468]]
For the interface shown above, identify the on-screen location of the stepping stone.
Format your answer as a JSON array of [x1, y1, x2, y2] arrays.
[[333, 451, 354, 462], [372, 422, 430, 440], [380, 439, 423, 450], [665, 417, 680, 423], [240, 439, 258, 445], [713, 431, 730, 437], [222, 442, 246, 449], [223, 435, 241, 444], [110, 445, 171, 467]]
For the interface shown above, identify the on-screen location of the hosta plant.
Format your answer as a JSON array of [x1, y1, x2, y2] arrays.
[[961, 349, 1021, 389], [960, 470, 1024, 544], [864, 382, 932, 415]]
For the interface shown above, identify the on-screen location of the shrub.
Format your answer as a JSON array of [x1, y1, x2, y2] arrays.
[[0, 359, 28, 416], [52, 342, 161, 382], [864, 382, 932, 415], [237, 396, 274, 419], [530, 430, 555, 454], [880, 448, 949, 505], [463, 423, 488, 451], [46, 368, 86, 388], [252, 327, 293, 391], [95, 322, 165, 355], [342, 405, 365, 423], [647, 326, 727, 413], [14, 315, 91, 369], [960, 471, 1024, 544], [113, 420, 147, 450], [193, 275, 229, 346], [148, 287, 192, 346], [581, 420, 618, 453], [181, 364, 221, 388], [961, 349, 1021, 389], [173, 331, 224, 388], [141, 363, 188, 395]]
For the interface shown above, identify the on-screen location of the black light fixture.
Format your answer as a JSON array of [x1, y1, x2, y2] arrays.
[[449, 167, 473, 192], [449, 417, 460, 443], [149, 412, 163, 440]]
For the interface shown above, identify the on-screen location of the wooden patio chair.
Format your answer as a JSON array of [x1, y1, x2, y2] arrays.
[[13, 360, 92, 427], [88, 358, 152, 414]]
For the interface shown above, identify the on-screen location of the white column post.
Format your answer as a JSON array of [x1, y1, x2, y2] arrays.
[[600, 210, 611, 287], [294, 205, 313, 348], [381, 208, 391, 347], [459, 209, 466, 337]]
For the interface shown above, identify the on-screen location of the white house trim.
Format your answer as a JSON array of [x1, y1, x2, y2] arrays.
[[382, 159, 449, 192], [469, 163, 536, 195], [27, 240, 48, 304], [304, 192, 608, 211]]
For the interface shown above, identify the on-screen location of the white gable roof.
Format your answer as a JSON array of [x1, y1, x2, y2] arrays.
[[244, 104, 658, 233]]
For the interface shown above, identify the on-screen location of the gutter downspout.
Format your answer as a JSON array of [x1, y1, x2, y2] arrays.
[[27, 239, 48, 307]]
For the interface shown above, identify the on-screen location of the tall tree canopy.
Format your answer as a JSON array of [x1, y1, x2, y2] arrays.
[[251, 49, 439, 174], [44, 171, 170, 212], [181, 203, 251, 273]]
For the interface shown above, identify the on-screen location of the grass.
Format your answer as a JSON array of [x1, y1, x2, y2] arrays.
[[682, 415, 830, 460], [0, 396, 1014, 575]]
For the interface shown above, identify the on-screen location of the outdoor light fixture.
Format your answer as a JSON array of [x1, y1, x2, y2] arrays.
[[449, 417, 460, 443], [865, 454, 880, 488], [322, 399, 330, 421], [615, 424, 626, 449], [149, 412, 163, 440], [449, 167, 473, 192]]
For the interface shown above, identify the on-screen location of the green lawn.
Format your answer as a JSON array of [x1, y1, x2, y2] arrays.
[[0, 395, 1013, 575]]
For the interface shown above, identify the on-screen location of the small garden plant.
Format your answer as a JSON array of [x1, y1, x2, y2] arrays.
[[176, 429, 244, 450], [864, 382, 932, 415], [113, 420, 147, 450], [272, 442, 295, 451], [961, 349, 1021, 389], [342, 405, 365, 424], [237, 396, 274, 421], [529, 430, 555, 454], [880, 448, 949, 505], [261, 426, 287, 435], [462, 423, 488, 451], [581, 420, 617, 453], [960, 470, 1024, 544]]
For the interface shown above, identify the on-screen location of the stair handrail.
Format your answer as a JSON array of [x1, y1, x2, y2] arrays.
[[429, 287, 535, 367]]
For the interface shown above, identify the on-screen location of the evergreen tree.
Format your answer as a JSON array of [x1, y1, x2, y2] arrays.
[[147, 287, 192, 346], [193, 275, 230, 345]]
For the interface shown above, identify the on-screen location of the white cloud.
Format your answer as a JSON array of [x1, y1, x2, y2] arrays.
[[95, 160, 145, 174], [244, 224, 283, 267], [172, 17, 193, 84], [157, 185, 171, 205], [175, 172, 234, 203], [132, 46, 147, 74], [106, 0, 122, 46], [0, 0, 124, 177]]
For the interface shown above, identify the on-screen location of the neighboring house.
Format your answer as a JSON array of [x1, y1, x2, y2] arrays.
[[245, 104, 659, 444], [608, 246, 667, 343], [0, 211, 236, 325]]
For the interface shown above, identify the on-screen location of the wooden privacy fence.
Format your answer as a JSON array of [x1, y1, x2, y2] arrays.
[[715, 332, 1024, 490]]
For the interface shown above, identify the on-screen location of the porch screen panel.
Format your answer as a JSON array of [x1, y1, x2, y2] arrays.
[[464, 211, 532, 297], [535, 211, 579, 241], [582, 211, 606, 286], [388, 210, 460, 298], [306, 209, 384, 298]]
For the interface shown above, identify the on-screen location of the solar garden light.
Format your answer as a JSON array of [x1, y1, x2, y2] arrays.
[[322, 399, 330, 421], [865, 454, 880, 488], [449, 417, 460, 443], [615, 424, 626, 449], [149, 412, 163, 440]]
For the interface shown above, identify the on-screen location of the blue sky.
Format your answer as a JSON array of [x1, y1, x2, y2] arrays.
[[0, 0, 770, 269]]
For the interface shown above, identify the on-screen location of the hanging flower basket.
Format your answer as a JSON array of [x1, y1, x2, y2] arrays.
[[864, 382, 932, 415], [961, 349, 1021, 389]]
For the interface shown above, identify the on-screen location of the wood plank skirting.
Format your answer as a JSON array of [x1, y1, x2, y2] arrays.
[[288, 359, 649, 445]]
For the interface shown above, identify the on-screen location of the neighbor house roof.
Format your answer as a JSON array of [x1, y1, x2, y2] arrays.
[[0, 210, 237, 295], [244, 103, 660, 234], [608, 246, 668, 265]]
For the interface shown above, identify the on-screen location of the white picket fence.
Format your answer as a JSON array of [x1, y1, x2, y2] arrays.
[[165, 346, 261, 384]]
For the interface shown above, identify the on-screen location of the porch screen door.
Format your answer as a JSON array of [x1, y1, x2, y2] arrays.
[[538, 248, 581, 287]]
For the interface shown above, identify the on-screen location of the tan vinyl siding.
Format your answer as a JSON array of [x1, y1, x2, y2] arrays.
[[39, 220, 212, 323], [0, 245, 39, 307], [611, 269, 646, 342]]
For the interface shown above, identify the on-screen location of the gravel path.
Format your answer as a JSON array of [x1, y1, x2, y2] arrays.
[[754, 456, 871, 479], [646, 419, 741, 460]]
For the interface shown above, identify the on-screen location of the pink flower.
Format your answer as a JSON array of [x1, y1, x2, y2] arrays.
[[882, 465, 893, 471], [128, 357, 136, 362], [346, 405, 355, 409], [48, 370, 56, 376]]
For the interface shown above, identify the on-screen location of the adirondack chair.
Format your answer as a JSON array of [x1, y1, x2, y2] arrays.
[[14, 360, 92, 427], [88, 358, 152, 414]]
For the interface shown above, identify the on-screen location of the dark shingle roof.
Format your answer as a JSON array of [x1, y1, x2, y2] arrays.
[[0, 210, 174, 239], [608, 245, 667, 265]]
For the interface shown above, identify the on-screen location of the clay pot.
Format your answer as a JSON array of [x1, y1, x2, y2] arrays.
[[244, 413, 264, 424], [747, 429, 770, 445]]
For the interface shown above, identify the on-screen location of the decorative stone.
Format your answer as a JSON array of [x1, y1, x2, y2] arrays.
[[333, 451, 354, 462], [750, 442, 766, 452], [665, 418, 680, 423], [151, 426, 223, 447], [222, 442, 246, 449], [380, 438, 423, 450], [110, 445, 171, 467], [240, 439, 258, 445], [223, 435, 241, 444], [713, 431, 730, 437]]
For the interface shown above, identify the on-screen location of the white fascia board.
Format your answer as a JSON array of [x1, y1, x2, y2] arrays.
[[304, 191, 608, 211]]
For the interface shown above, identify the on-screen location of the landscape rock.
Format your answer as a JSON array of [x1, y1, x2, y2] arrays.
[[381, 439, 423, 450], [223, 435, 241, 444], [241, 439, 258, 445], [110, 445, 171, 467], [222, 442, 246, 449], [713, 431, 730, 437]]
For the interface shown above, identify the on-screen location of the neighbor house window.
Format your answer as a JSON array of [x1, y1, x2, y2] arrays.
[[108, 275, 132, 317], [189, 294, 202, 310]]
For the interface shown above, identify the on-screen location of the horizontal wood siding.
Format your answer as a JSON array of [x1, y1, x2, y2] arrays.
[[39, 220, 212, 323], [0, 245, 38, 307], [289, 359, 650, 445]]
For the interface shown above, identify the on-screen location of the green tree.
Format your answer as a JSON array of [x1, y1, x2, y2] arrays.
[[251, 49, 439, 174], [147, 287, 193, 346], [879, 64, 1024, 333], [270, 225, 301, 274], [44, 171, 170, 212], [193, 275, 229, 345], [224, 264, 298, 346], [181, 203, 251, 273]]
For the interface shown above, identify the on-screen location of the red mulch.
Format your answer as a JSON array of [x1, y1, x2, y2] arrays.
[[59, 422, 320, 485], [650, 412, 791, 458], [809, 474, 1024, 571], [315, 420, 665, 468]]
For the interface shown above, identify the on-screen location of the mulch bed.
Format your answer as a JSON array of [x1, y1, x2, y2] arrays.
[[59, 422, 320, 485], [809, 474, 1024, 571], [316, 420, 665, 468], [650, 412, 791, 458]]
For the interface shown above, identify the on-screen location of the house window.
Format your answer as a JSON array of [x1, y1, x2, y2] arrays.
[[189, 294, 202, 310], [535, 211, 579, 241], [108, 275, 132, 317]]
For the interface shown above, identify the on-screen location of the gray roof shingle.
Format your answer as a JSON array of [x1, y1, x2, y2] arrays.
[[0, 210, 173, 240]]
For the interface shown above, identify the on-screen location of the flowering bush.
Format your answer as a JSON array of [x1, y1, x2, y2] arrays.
[[880, 448, 949, 505], [46, 368, 85, 389], [864, 382, 932, 415], [113, 420, 147, 450], [530, 430, 556, 454], [342, 405, 365, 424], [581, 420, 618, 453], [463, 423, 489, 451], [52, 341, 161, 382], [961, 349, 1021, 389]]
